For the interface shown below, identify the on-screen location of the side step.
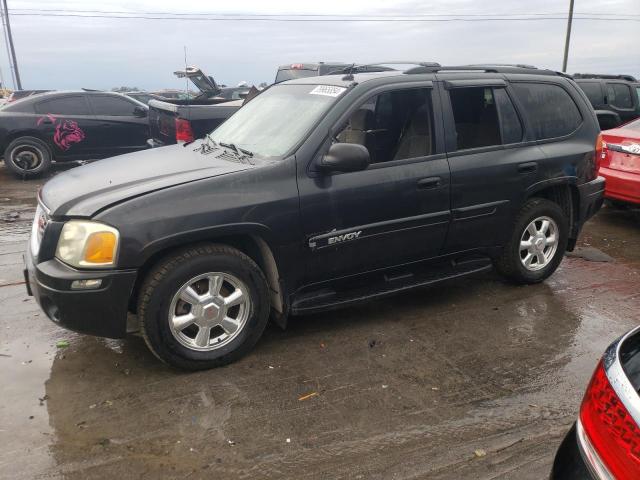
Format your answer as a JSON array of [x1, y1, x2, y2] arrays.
[[291, 256, 492, 315]]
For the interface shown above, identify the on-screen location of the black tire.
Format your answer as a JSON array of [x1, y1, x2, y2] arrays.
[[493, 198, 568, 284], [138, 243, 270, 370], [3, 136, 52, 178]]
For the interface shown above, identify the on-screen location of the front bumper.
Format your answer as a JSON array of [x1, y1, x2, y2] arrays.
[[24, 247, 137, 339]]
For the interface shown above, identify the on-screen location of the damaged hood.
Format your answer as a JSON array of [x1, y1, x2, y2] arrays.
[[41, 143, 254, 217]]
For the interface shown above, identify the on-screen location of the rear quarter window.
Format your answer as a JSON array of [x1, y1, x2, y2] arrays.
[[576, 82, 603, 106], [512, 82, 582, 140], [2, 100, 35, 113]]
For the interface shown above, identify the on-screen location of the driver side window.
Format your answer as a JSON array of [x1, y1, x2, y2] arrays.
[[335, 88, 435, 164]]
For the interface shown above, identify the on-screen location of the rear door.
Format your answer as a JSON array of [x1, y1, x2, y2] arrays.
[[298, 83, 451, 283], [86, 94, 149, 157], [439, 78, 539, 253], [33, 94, 96, 159], [605, 82, 637, 123]]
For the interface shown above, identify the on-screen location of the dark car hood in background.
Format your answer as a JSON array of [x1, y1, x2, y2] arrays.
[[41, 143, 255, 217]]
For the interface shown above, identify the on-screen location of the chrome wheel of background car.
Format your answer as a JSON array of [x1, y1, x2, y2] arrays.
[[11, 145, 43, 171], [168, 272, 251, 352], [519, 216, 559, 271]]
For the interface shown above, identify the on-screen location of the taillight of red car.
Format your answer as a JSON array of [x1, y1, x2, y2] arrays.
[[175, 118, 194, 143], [595, 133, 605, 174], [579, 359, 640, 479]]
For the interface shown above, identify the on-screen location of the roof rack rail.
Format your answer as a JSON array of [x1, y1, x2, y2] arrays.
[[573, 73, 638, 82], [329, 61, 441, 75], [404, 64, 571, 78], [466, 63, 538, 69]]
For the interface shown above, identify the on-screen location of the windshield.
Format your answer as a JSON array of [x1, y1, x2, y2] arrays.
[[275, 68, 318, 84], [210, 84, 346, 158]]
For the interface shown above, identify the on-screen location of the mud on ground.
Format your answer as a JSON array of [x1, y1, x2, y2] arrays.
[[1, 163, 639, 479]]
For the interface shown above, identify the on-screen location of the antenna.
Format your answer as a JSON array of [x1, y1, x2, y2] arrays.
[[182, 45, 192, 147], [183, 46, 189, 99]]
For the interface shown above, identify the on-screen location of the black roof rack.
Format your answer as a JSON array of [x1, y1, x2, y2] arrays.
[[404, 64, 571, 78], [330, 61, 441, 75], [573, 73, 638, 82]]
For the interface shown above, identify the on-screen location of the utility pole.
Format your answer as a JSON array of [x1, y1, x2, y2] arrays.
[[1, 0, 20, 89], [0, 1, 14, 88], [562, 0, 575, 73]]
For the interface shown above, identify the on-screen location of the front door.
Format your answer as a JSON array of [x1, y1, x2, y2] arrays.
[[297, 84, 451, 284]]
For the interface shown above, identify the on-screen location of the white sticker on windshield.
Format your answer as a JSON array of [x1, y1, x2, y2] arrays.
[[310, 85, 347, 97]]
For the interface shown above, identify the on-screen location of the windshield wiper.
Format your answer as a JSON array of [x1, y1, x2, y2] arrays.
[[195, 133, 219, 154], [220, 142, 253, 158]]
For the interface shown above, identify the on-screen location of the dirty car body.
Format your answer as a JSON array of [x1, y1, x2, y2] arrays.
[[0, 90, 149, 177], [25, 64, 605, 369]]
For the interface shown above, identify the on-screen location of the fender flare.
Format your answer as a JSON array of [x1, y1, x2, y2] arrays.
[[138, 222, 278, 266]]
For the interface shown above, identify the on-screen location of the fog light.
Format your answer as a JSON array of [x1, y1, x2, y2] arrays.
[[71, 279, 102, 290]]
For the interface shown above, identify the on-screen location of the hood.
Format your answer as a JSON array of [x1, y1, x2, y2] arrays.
[[41, 142, 254, 217]]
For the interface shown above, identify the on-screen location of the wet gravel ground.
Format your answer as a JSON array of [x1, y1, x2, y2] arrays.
[[1, 162, 639, 480]]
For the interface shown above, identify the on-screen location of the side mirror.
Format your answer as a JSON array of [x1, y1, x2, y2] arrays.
[[133, 106, 148, 118], [319, 143, 370, 173]]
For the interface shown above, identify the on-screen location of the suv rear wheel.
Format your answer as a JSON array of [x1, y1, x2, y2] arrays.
[[138, 243, 270, 370], [494, 198, 568, 284]]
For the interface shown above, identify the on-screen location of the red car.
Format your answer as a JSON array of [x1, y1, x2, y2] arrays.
[[551, 326, 640, 479], [598, 118, 640, 206]]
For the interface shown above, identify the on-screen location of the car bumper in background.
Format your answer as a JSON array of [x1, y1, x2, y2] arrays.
[[551, 423, 597, 480], [599, 167, 640, 205], [24, 247, 137, 339]]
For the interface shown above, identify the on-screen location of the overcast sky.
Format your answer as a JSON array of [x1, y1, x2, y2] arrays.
[[3, 0, 639, 91]]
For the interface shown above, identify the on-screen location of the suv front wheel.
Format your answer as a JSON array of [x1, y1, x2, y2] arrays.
[[494, 198, 568, 284], [138, 244, 271, 370]]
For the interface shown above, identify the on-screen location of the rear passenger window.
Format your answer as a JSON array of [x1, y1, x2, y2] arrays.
[[578, 82, 603, 106], [607, 83, 633, 108], [494, 88, 523, 144], [35, 96, 91, 115], [88, 95, 137, 116], [449, 87, 502, 149], [512, 83, 582, 140], [335, 88, 435, 163]]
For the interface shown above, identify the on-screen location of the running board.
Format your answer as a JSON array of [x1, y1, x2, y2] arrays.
[[291, 257, 492, 315]]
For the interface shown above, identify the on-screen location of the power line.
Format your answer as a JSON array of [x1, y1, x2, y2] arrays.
[[6, 12, 640, 22], [8, 8, 640, 18]]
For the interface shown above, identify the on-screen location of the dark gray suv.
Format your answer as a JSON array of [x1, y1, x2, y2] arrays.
[[25, 63, 605, 369]]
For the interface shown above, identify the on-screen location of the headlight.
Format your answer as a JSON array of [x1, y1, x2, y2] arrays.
[[55, 220, 120, 269]]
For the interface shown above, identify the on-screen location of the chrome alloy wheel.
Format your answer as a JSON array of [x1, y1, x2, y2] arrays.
[[11, 145, 43, 170], [519, 216, 559, 271], [168, 272, 251, 351]]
